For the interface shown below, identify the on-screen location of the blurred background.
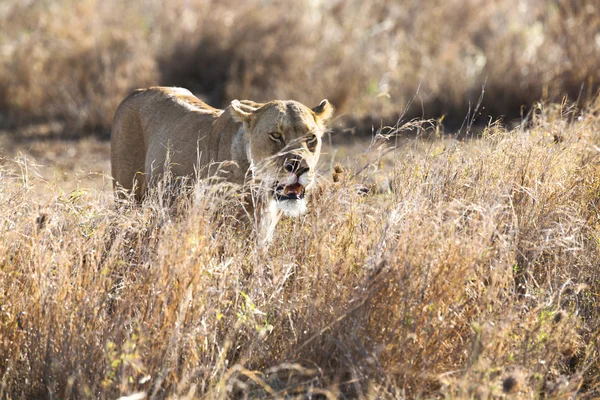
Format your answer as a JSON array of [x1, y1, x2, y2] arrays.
[[0, 0, 599, 185]]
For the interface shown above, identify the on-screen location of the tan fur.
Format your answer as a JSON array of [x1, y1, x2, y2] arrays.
[[111, 86, 333, 243]]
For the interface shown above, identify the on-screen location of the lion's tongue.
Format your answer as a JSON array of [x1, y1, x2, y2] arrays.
[[284, 183, 304, 196]]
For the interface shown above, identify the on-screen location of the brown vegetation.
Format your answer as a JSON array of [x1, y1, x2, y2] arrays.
[[1, 0, 599, 132], [1, 100, 600, 398], [2, 1, 600, 398]]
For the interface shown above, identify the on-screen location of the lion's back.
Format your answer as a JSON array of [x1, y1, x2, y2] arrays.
[[110, 87, 225, 198]]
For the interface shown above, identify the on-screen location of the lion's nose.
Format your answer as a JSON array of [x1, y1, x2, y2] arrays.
[[284, 159, 309, 176], [295, 167, 309, 176]]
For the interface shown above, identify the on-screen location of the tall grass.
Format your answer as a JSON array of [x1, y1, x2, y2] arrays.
[[1, 0, 599, 131], [1, 100, 599, 398]]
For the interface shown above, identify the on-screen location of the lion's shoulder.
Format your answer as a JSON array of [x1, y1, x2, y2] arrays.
[[133, 86, 223, 115]]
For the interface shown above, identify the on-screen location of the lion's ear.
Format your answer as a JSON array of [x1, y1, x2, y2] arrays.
[[312, 99, 334, 122], [230, 100, 255, 124]]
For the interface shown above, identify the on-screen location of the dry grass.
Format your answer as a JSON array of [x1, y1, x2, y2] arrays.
[[1, 100, 600, 398], [2, 0, 600, 398], [1, 0, 599, 131]]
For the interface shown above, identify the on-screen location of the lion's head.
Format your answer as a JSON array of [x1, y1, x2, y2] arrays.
[[230, 99, 333, 216]]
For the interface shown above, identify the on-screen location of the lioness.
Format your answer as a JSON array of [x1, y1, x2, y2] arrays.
[[111, 87, 333, 243]]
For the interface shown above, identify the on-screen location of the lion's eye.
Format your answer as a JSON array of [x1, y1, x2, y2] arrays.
[[269, 132, 283, 143]]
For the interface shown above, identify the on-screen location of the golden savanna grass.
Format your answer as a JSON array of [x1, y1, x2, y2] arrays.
[[0, 0, 599, 131], [2, 100, 600, 398], [2, 0, 600, 398]]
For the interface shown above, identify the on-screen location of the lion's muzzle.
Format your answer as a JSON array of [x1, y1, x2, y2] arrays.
[[271, 166, 312, 217], [274, 182, 305, 201]]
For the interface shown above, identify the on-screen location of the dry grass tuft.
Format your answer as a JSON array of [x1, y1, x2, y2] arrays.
[[1, 100, 600, 398]]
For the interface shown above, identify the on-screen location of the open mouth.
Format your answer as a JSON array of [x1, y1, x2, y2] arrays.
[[274, 182, 305, 201]]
